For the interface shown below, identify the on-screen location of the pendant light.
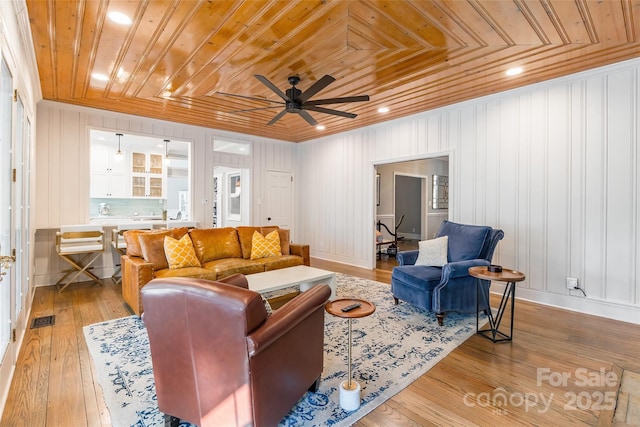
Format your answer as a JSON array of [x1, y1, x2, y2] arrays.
[[115, 133, 124, 160], [164, 139, 171, 165]]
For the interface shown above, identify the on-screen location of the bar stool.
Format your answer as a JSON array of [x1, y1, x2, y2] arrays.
[[55, 224, 105, 292], [111, 222, 154, 284]]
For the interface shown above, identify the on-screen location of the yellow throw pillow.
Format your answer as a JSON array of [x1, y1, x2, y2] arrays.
[[250, 230, 281, 260], [164, 234, 201, 269]]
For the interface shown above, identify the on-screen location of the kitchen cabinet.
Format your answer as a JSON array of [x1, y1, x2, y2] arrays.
[[90, 142, 128, 197], [131, 151, 165, 197]]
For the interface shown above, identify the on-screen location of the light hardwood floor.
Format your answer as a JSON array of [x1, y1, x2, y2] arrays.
[[2, 259, 639, 426]]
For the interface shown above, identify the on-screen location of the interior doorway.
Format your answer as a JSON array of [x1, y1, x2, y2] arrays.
[[375, 156, 449, 271], [212, 166, 251, 227]]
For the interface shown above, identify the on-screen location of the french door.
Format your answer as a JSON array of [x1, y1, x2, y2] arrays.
[[0, 56, 15, 392], [0, 52, 31, 398]]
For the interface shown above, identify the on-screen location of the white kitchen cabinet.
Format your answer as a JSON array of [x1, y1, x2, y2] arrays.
[[90, 141, 128, 197], [131, 151, 165, 198]]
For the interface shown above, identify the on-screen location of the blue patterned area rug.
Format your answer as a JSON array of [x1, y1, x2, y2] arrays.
[[84, 273, 481, 427]]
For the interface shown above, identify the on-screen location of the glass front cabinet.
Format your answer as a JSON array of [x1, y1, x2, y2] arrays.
[[131, 151, 166, 198]]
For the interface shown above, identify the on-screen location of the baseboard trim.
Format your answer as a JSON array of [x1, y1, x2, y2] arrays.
[[491, 283, 640, 325]]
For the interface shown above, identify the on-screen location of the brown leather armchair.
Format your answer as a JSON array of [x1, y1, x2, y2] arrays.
[[141, 274, 331, 427]]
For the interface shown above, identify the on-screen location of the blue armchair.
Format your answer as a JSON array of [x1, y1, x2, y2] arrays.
[[391, 221, 504, 326]]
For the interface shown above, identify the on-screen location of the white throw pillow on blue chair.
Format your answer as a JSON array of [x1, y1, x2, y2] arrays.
[[415, 236, 448, 267]]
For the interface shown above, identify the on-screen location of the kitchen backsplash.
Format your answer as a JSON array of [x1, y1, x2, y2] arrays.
[[89, 198, 168, 218]]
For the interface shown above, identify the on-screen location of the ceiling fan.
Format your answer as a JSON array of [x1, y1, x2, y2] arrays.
[[218, 74, 370, 126]]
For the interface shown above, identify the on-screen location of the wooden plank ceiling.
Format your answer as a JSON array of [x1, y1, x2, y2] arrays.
[[26, 0, 640, 143]]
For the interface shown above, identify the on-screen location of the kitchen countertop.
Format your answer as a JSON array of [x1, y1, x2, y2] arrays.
[[36, 219, 197, 231], [89, 215, 163, 224]]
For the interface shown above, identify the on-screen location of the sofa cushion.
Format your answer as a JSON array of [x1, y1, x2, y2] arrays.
[[415, 236, 448, 267], [202, 258, 265, 279], [154, 266, 219, 281], [238, 226, 290, 258], [123, 229, 155, 258], [250, 230, 281, 259], [189, 227, 242, 264], [391, 265, 443, 292], [256, 254, 304, 271], [138, 228, 190, 270], [164, 234, 201, 269], [237, 226, 262, 259], [437, 221, 490, 262]]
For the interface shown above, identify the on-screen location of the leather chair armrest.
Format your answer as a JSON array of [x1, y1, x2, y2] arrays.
[[290, 243, 310, 266], [397, 250, 419, 265], [247, 284, 330, 355], [217, 273, 249, 289], [122, 254, 155, 316]]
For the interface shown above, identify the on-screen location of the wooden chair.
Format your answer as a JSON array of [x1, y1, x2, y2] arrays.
[[55, 224, 105, 292]]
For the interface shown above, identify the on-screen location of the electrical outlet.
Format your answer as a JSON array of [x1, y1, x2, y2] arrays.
[[566, 277, 578, 290]]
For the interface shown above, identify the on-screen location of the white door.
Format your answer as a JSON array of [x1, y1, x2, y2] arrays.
[[265, 170, 293, 229], [0, 56, 16, 396]]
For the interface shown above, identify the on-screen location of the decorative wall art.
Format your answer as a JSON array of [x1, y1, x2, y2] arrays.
[[432, 175, 449, 209]]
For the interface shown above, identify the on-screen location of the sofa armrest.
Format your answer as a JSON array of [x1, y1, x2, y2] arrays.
[[441, 259, 491, 281], [289, 243, 310, 266], [397, 250, 419, 266], [217, 273, 249, 289], [246, 284, 330, 356], [122, 255, 155, 316]]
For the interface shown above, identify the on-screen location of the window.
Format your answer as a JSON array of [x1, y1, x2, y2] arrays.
[[89, 129, 192, 221], [213, 139, 251, 155]]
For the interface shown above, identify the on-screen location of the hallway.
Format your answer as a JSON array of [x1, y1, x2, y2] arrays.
[[375, 238, 419, 271]]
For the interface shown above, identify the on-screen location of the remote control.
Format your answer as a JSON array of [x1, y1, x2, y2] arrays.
[[341, 302, 361, 312]]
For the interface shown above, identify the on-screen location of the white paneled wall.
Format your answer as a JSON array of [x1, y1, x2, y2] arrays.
[[34, 101, 296, 285], [296, 59, 640, 324]]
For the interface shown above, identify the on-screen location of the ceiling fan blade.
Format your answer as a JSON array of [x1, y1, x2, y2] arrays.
[[230, 106, 285, 113], [304, 95, 370, 106], [267, 109, 288, 125], [298, 110, 318, 126], [304, 106, 357, 119], [297, 74, 335, 103], [255, 75, 290, 101], [217, 91, 285, 105]]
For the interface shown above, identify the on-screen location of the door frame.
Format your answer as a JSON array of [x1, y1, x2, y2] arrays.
[[371, 151, 452, 269]]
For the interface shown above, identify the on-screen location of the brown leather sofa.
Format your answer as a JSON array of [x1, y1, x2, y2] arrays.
[[121, 225, 310, 315], [141, 275, 331, 427]]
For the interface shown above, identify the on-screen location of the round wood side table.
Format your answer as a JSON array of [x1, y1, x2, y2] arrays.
[[325, 298, 375, 411], [468, 266, 525, 343]]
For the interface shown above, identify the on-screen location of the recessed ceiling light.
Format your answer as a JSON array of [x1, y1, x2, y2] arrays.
[[108, 11, 132, 25], [316, 125, 326, 131], [378, 107, 390, 113], [91, 73, 109, 81], [506, 67, 523, 76]]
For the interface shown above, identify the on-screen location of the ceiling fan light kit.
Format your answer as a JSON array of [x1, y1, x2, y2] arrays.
[[220, 74, 370, 126]]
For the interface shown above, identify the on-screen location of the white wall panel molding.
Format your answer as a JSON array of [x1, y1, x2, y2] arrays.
[[33, 101, 297, 285], [298, 58, 640, 323], [492, 284, 640, 325]]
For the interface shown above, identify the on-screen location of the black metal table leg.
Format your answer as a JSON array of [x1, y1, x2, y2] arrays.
[[477, 279, 516, 342]]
